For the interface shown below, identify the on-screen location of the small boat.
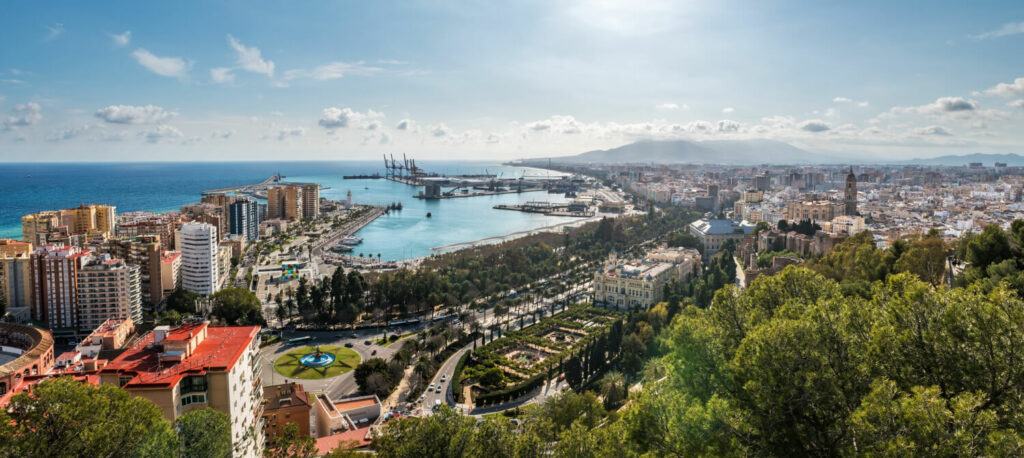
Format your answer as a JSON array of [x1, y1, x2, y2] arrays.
[[426, 212, 432, 218], [341, 236, 362, 245]]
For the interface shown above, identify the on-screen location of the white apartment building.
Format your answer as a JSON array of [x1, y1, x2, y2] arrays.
[[179, 222, 219, 295]]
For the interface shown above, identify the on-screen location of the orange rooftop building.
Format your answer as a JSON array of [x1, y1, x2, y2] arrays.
[[99, 320, 264, 457]]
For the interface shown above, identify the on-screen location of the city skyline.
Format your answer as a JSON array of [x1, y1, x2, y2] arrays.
[[2, 1, 1024, 162]]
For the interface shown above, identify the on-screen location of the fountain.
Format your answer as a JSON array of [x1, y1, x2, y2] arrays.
[[299, 345, 336, 367]]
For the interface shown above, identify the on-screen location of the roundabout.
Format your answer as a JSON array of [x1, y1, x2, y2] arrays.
[[273, 345, 361, 380]]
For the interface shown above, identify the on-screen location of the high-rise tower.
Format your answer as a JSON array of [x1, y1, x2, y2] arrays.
[[844, 167, 857, 216]]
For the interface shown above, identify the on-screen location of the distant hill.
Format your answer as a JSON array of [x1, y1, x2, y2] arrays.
[[538, 139, 838, 165], [905, 153, 1024, 166]]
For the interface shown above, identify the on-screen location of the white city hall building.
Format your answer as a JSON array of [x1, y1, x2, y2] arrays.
[[179, 222, 219, 295], [593, 247, 701, 311]]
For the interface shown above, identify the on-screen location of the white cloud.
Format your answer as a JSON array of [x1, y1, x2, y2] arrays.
[[110, 30, 131, 47], [141, 125, 183, 143], [318, 107, 384, 129], [227, 35, 275, 77], [721, 107, 734, 114], [834, 96, 869, 107], [983, 77, 1024, 97], [210, 67, 235, 84], [717, 119, 740, 132], [274, 127, 304, 141], [132, 49, 191, 78], [95, 131, 130, 142], [655, 102, 682, 110], [800, 119, 830, 132], [913, 125, 953, 136], [888, 96, 1007, 123], [45, 23, 64, 41], [396, 119, 415, 131], [1009, 99, 1024, 109], [432, 124, 452, 137], [1, 102, 42, 130], [284, 61, 383, 81], [970, 21, 1024, 40], [94, 105, 174, 124], [47, 125, 89, 142], [210, 130, 235, 139]]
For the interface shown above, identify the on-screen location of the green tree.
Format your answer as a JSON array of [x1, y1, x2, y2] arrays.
[[166, 287, 201, 314], [265, 422, 317, 458], [372, 406, 475, 457], [965, 224, 1011, 270], [354, 357, 394, 397], [177, 407, 232, 458], [599, 371, 627, 411], [0, 377, 176, 457], [210, 287, 267, 326], [893, 232, 948, 285]]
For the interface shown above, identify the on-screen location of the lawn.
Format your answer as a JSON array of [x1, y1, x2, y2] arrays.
[[273, 345, 361, 380], [376, 332, 417, 347]]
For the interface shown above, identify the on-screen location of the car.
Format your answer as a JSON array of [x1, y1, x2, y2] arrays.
[[419, 395, 425, 402], [429, 383, 435, 390], [364, 340, 372, 345], [436, 386, 443, 393], [344, 342, 353, 348], [440, 375, 446, 382]]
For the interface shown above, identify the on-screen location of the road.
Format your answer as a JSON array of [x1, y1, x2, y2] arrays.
[[421, 346, 471, 413], [259, 328, 401, 400]]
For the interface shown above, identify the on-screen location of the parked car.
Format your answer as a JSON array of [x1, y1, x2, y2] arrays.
[[364, 340, 372, 345], [344, 342, 353, 348]]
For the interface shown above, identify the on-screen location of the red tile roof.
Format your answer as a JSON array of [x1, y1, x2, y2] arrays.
[[100, 323, 258, 389], [315, 426, 373, 454]]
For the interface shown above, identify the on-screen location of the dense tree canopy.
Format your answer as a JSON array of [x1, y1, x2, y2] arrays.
[[0, 377, 175, 457], [210, 287, 267, 326]]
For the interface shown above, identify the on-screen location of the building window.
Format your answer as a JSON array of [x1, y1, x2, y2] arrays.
[[180, 375, 208, 394], [118, 375, 133, 387], [181, 393, 207, 407]]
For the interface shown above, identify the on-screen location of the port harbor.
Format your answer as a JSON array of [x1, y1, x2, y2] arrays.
[[345, 154, 591, 200]]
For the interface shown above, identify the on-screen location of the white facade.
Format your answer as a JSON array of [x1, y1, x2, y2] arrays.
[[593, 248, 701, 311], [228, 335, 264, 457], [180, 222, 219, 295]]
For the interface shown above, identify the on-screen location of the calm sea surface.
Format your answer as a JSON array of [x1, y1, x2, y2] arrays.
[[0, 161, 575, 260]]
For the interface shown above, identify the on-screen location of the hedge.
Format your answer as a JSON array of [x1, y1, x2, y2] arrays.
[[474, 372, 547, 406], [451, 350, 471, 403]]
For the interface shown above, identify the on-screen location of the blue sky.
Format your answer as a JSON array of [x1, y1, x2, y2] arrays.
[[1, 0, 1023, 161]]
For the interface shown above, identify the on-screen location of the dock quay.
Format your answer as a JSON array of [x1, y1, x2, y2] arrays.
[[310, 205, 388, 256], [494, 202, 594, 217], [414, 187, 546, 199], [343, 173, 383, 179]]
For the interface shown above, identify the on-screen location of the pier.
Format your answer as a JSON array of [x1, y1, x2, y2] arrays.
[[202, 174, 283, 196], [494, 202, 594, 217]]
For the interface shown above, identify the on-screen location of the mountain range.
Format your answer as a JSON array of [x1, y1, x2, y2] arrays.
[[528, 139, 1024, 166], [538, 139, 835, 165]]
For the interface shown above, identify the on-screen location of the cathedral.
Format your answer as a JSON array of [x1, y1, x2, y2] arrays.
[[844, 167, 857, 216]]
